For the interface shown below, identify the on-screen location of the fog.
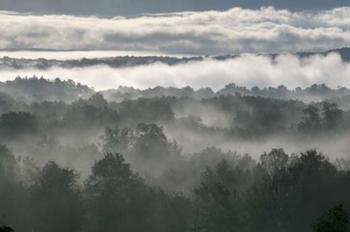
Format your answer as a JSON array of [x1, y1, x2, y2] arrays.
[[165, 125, 350, 160], [1, 53, 350, 90], [166, 97, 350, 159], [2, 74, 350, 232]]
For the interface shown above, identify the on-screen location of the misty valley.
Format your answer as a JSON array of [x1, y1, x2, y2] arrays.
[[1, 76, 350, 232], [1, 2, 350, 232]]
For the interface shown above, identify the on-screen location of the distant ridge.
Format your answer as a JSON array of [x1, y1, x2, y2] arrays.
[[0, 47, 349, 70], [296, 47, 350, 61], [1, 47, 350, 58]]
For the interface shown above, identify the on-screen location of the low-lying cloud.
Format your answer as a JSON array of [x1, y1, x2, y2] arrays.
[[1, 7, 350, 54], [1, 53, 350, 90]]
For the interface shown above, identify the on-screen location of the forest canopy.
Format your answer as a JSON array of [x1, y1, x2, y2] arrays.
[[1, 77, 350, 232]]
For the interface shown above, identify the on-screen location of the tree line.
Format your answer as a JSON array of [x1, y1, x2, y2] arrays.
[[1, 144, 350, 232], [2, 77, 350, 103]]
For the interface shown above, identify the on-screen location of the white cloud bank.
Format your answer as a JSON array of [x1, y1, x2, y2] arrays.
[[1, 7, 350, 54], [1, 53, 350, 90]]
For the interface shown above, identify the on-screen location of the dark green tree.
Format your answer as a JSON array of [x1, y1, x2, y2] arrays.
[[0, 145, 26, 231], [0, 226, 14, 232], [29, 161, 83, 232], [322, 102, 343, 130], [0, 112, 38, 139], [298, 105, 322, 133], [314, 205, 349, 232], [194, 160, 249, 232], [85, 153, 191, 232], [85, 153, 150, 232]]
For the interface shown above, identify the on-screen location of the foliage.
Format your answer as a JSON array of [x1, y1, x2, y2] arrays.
[[314, 205, 350, 232]]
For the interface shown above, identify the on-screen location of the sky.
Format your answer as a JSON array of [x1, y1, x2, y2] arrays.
[[0, 0, 348, 16]]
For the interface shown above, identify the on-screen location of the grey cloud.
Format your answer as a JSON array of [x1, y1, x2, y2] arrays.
[[1, 7, 350, 54]]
